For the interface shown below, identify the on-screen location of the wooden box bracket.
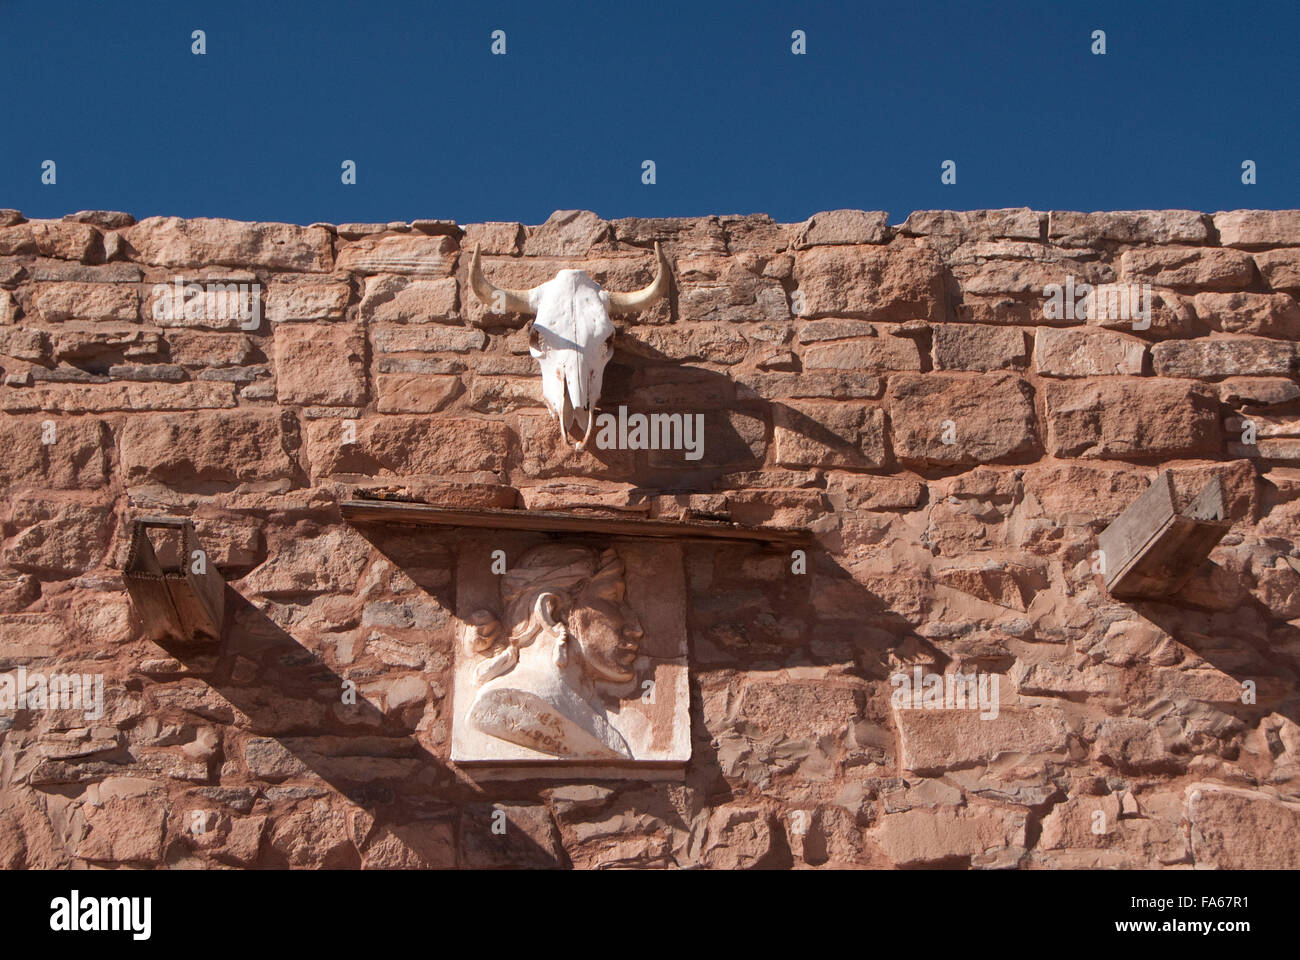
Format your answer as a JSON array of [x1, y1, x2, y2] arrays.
[[1097, 471, 1231, 600], [122, 517, 226, 643], [339, 500, 811, 546]]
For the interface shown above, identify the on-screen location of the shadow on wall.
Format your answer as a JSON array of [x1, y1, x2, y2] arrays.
[[149, 510, 951, 869]]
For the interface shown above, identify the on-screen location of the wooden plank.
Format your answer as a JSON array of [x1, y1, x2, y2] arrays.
[[1099, 473, 1176, 593], [1098, 471, 1231, 600], [339, 500, 811, 545]]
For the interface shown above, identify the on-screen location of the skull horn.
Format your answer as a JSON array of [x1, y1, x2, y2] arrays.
[[606, 241, 671, 314], [469, 245, 536, 315]]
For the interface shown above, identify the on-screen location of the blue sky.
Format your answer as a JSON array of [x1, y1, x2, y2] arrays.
[[1, 0, 1296, 225]]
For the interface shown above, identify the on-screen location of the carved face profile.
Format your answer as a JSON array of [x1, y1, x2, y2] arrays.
[[461, 544, 644, 759]]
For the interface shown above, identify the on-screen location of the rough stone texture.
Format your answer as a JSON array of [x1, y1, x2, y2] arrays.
[[793, 243, 945, 321], [1213, 209, 1300, 248], [887, 373, 1039, 466], [118, 411, 299, 486], [932, 324, 1028, 371], [1120, 245, 1255, 290], [1049, 210, 1210, 246], [274, 323, 368, 406], [123, 217, 333, 271], [1043, 379, 1221, 458], [1034, 327, 1147, 377], [793, 209, 890, 247], [1, 208, 1298, 872], [1152, 337, 1298, 379]]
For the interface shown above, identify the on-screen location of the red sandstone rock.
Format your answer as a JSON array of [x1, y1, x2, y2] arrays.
[[1120, 245, 1255, 290], [358, 276, 457, 323], [123, 217, 332, 271], [1152, 336, 1298, 378], [1187, 784, 1300, 868], [305, 415, 509, 479], [119, 411, 299, 486], [34, 282, 138, 322], [1043, 379, 1221, 458], [873, 805, 1028, 868], [1049, 209, 1210, 246], [273, 323, 367, 406], [0, 416, 110, 490], [1193, 291, 1300, 338], [900, 208, 1042, 241], [802, 335, 922, 371], [1254, 249, 1300, 290], [266, 280, 351, 322], [377, 373, 463, 413], [3, 493, 116, 575], [793, 209, 889, 247], [522, 209, 611, 257], [932, 323, 1028, 371], [3, 208, 1299, 872], [887, 373, 1038, 466], [773, 402, 887, 468], [1034, 327, 1146, 377], [793, 242, 945, 321], [1213, 209, 1300, 248]]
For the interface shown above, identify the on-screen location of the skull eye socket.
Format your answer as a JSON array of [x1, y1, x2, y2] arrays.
[[528, 324, 543, 351]]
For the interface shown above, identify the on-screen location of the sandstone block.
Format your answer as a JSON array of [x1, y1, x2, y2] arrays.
[[377, 374, 463, 413], [1043, 379, 1221, 458], [1152, 337, 1298, 378], [793, 209, 889, 247], [305, 415, 509, 478], [793, 243, 944, 321], [371, 324, 486, 354], [266, 281, 351, 322], [119, 410, 299, 486], [123, 217, 332, 271], [0, 382, 236, 413], [0, 417, 111, 490], [1048, 209, 1210, 246], [1254, 249, 1300, 290], [1034, 327, 1147, 377], [1192, 291, 1300, 338], [359, 276, 458, 322], [773, 402, 887, 468], [887, 373, 1038, 466], [1213, 209, 1300, 248], [874, 805, 1027, 868], [932, 324, 1028, 371], [522, 210, 611, 257], [274, 323, 366, 406], [334, 233, 456, 277], [895, 706, 1067, 772], [1120, 246, 1255, 290], [899, 208, 1042, 241], [3, 494, 115, 575], [802, 336, 922, 371], [1187, 784, 1300, 868], [35, 283, 139, 323]]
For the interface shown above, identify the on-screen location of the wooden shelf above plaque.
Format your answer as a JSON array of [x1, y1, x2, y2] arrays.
[[339, 499, 811, 546]]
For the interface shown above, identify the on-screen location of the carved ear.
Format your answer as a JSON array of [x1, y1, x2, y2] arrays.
[[534, 592, 564, 631]]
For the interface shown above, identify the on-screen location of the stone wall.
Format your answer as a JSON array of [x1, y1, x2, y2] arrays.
[[1, 205, 1298, 869]]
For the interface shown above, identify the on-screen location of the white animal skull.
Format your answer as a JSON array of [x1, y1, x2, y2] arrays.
[[469, 242, 671, 450]]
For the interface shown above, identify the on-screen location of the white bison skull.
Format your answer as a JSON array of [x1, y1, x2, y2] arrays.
[[470, 242, 671, 451]]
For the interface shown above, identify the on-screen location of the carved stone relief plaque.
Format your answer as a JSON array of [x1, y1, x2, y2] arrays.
[[451, 537, 690, 768]]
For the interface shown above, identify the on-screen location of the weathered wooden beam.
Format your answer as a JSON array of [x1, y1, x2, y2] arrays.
[[123, 518, 226, 643], [339, 500, 811, 546], [1097, 471, 1231, 600]]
